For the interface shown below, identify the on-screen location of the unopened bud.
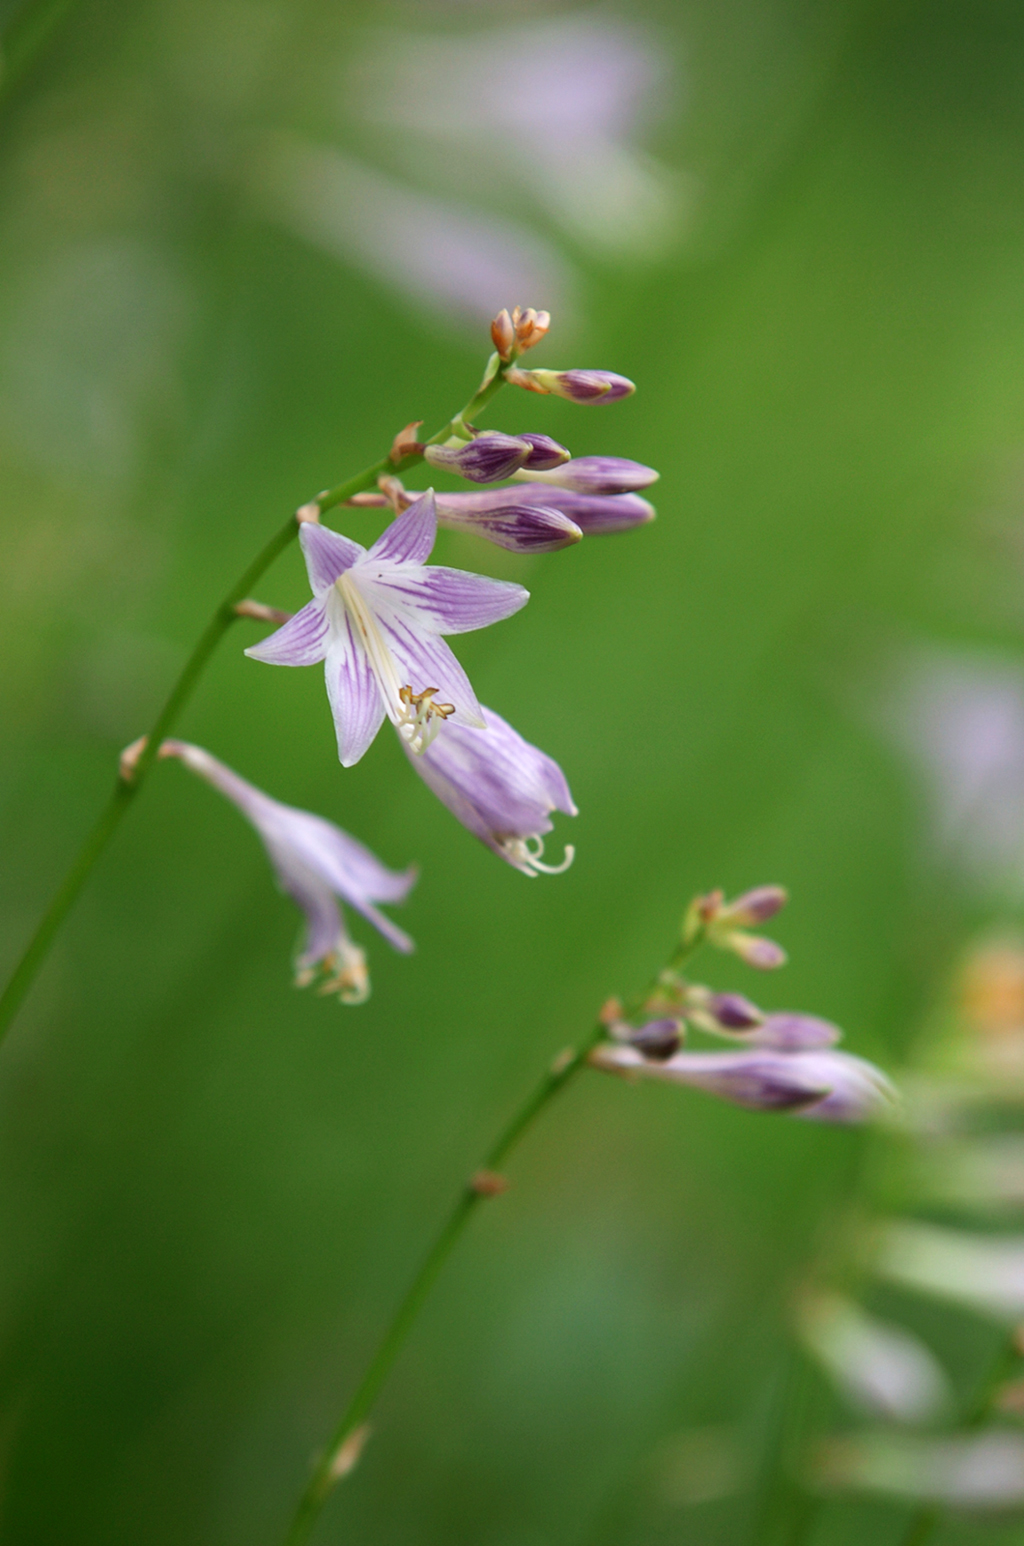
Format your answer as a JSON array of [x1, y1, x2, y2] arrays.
[[628, 1018, 683, 1061], [719, 885, 789, 927], [512, 306, 550, 352], [430, 487, 582, 552], [682, 889, 724, 946], [751, 1013, 842, 1049], [708, 992, 764, 1030], [491, 308, 515, 361], [721, 932, 788, 971], [424, 431, 530, 484], [506, 367, 635, 404], [518, 432, 570, 471], [514, 455, 659, 495]]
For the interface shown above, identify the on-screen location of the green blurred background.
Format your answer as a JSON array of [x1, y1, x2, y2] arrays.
[[2, 0, 1024, 1540]]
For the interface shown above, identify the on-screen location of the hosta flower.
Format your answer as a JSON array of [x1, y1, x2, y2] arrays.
[[590, 1044, 897, 1124], [159, 741, 416, 1004], [401, 704, 577, 875], [507, 485, 656, 535], [245, 492, 528, 765]]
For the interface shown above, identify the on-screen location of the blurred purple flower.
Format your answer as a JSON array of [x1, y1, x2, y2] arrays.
[[591, 1043, 896, 1124], [161, 740, 416, 1004], [401, 703, 577, 876], [245, 492, 527, 765]]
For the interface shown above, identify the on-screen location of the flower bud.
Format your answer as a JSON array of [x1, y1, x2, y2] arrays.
[[505, 367, 635, 403], [627, 1018, 683, 1061], [720, 931, 788, 971], [707, 992, 764, 1030], [514, 456, 659, 495], [750, 1013, 842, 1049], [513, 484, 655, 535], [718, 885, 788, 927], [424, 432, 530, 483], [491, 308, 515, 361], [517, 433, 571, 471], [512, 306, 550, 352], [430, 489, 583, 553]]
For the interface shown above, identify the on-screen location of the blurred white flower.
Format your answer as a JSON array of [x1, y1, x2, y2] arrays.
[[798, 1292, 951, 1424], [816, 1429, 1024, 1507], [875, 1219, 1024, 1322]]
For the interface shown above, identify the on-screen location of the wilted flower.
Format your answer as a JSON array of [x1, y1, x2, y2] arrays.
[[245, 492, 528, 765], [401, 704, 576, 875], [513, 455, 658, 494], [590, 1043, 897, 1124], [506, 366, 635, 403], [158, 741, 416, 1004], [798, 1292, 951, 1423]]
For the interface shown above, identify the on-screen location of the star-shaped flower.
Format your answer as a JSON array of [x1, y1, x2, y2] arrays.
[[245, 492, 529, 766]]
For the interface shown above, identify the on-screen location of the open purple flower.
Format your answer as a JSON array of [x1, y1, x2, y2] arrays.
[[590, 1044, 897, 1124], [401, 704, 577, 875], [245, 492, 528, 766], [160, 741, 416, 1004]]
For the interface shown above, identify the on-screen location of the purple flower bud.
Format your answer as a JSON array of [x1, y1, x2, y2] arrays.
[[708, 992, 764, 1030], [424, 431, 530, 483], [750, 1013, 843, 1050], [517, 433, 571, 471], [506, 367, 636, 403], [513, 484, 655, 535], [591, 1044, 897, 1124], [628, 1018, 683, 1061], [720, 885, 789, 926], [721, 931, 788, 971], [430, 489, 583, 553], [516, 456, 659, 495]]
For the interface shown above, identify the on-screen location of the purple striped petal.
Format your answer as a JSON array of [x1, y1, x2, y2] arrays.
[[508, 367, 635, 403], [513, 484, 655, 534], [244, 597, 329, 666], [519, 456, 658, 494], [375, 608, 484, 727], [324, 600, 387, 766], [432, 491, 583, 552], [300, 522, 365, 595], [366, 490, 437, 565], [370, 565, 528, 635]]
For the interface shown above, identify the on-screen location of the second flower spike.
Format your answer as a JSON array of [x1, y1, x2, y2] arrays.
[[245, 493, 528, 766]]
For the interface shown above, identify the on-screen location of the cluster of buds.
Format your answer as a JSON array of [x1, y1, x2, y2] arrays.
[[588, 885, 896, 1125], [490, 305, 550, 362], [681, 884, 789, 969]]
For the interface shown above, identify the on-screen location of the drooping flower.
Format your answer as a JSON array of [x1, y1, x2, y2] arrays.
[[158, 740, 416, 1004], [245, 492, 528, 766], [400, 703, 577, 876], [590, 1043, 897, 1124]]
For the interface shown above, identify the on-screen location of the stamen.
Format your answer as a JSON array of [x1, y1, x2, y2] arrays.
[[397, 685, 456, 755], [499, 835, 576, 876]]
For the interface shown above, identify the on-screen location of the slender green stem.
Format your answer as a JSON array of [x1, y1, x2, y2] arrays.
[[280, 929, 707, 1546], [0, 363, 511, 1045]]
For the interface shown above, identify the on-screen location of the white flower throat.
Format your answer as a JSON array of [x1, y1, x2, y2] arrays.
[[336, 571, 454, 754]]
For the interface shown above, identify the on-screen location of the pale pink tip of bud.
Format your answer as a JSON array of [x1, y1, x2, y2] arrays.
[[295, 501, 321, 524], [723, 932, 788, 971], [491, 309, 516, 361], [721, 885, 789, 927]]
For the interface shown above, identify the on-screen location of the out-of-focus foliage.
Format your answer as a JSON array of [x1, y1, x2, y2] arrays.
[[4, 1, 1024, 1542]]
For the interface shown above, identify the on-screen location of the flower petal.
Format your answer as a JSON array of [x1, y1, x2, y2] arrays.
[[300, 522, 365, 595], [324, 599, 388, 766], [376, 608, 484, 727], [244, 597, 330, 666], [369, 565, 529, 635], [366, 489, 437, 565]]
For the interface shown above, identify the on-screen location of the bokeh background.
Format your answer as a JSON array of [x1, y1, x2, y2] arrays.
[[3, 0, 1024, 1541]]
